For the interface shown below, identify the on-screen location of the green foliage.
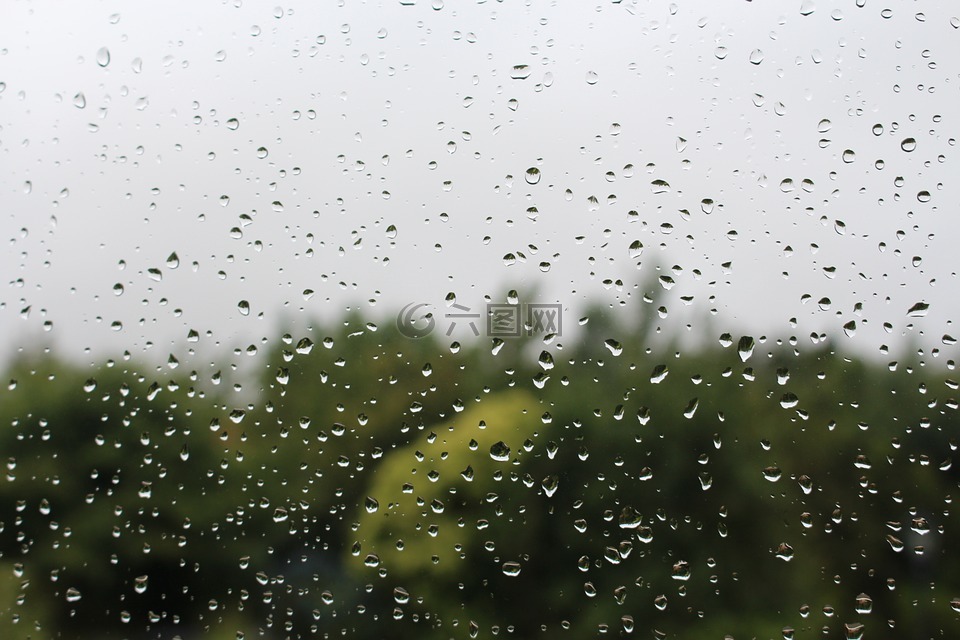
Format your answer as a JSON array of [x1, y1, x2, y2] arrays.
[[0, 311, 957, 638]]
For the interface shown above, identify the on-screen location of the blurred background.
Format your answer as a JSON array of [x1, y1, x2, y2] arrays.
[[1, 1, 958, 638]]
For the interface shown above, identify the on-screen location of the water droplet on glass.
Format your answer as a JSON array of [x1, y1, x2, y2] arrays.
[[650, 364, 668, 384], [510, 65, 530, 80], [585, 71, 599, 85], [96, 47, 111, 67], [238, 300, 250, 316], [762, 466, 782, 482], [134, 575, 148, 594], [502, 561, 521, 577], [604, 339, 623, 356], [737, 336, 755, 362], [73, 92, 86, 108], [799, 0, 816, 16], [525, 167, 541, 184], [365, 497, 379, 513], [226, 118, 240, 130], [907, 302, 929, 317], [489, 441, 511, 462], [541, 475, 559, 497], [66, 587, 82, 602], [775, 543, 795, 562], [749, 49, 764, 65]]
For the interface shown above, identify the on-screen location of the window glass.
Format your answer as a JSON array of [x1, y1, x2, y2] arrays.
[[2, 2, 958, 638]]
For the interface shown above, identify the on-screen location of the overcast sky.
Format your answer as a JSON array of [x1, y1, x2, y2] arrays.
[[2, 0, 958, 367]]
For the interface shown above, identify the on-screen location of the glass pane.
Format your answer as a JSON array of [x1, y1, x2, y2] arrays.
[[2, 2, 958, 638]]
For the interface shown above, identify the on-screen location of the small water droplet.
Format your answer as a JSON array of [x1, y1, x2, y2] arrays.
[[585, 70, 599, 85], [525, 167, 541, 184], [502, 561, 521, 576], [226, 118, 240, 130], [66, 587, 82, 602], [96, 47, 111, 67]]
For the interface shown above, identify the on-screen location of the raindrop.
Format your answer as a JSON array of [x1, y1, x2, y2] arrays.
[[901, 137, 916, 152], [762, 467, 782, 482], [525, 167, 541, 185], [604, 339, 623, 356], [907, 302, 929, 317], [238, 300, 250, 316], [585, 71, 599, 85], [651, 179, 671, 194], [489, 441, 511, 462], [650, 364, 668, 384], [749, 49, 764, 65], [226, 118, 240, 130], [96, 47, 111, 67], [541, 475, 559, 497], [502, 561, 521, 577], [73, 92, 86, 108], [510, 65, 530, 80], [775, 543, 795, 562]]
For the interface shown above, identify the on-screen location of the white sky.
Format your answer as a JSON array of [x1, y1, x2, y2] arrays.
[[1, 0, 958, 366]]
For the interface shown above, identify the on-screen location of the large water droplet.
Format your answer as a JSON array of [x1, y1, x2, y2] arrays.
[[96, 47, 111, 67], [489, 441, 511, 462], [510, 65, 530, 80]]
